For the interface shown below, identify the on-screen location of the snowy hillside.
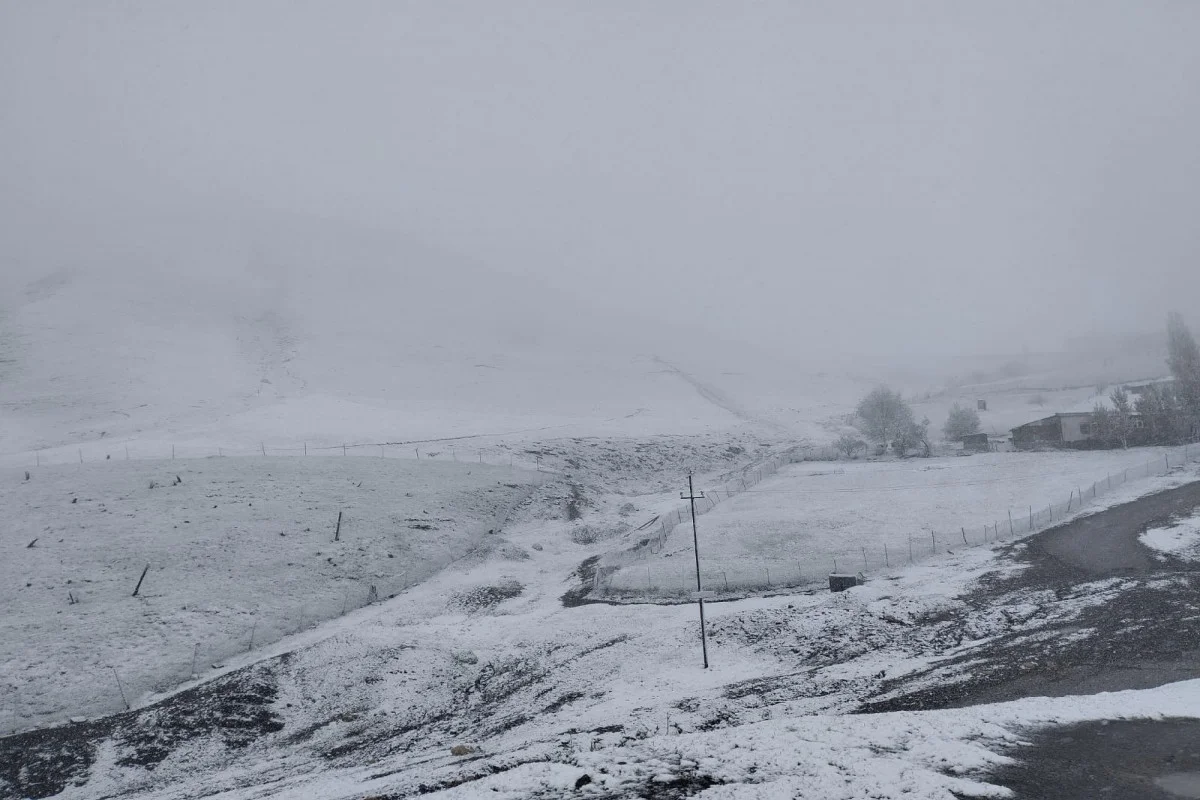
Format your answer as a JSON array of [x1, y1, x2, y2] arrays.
[[0, 211, 880, 468], [0, 456, 540, 731], [4, 461, 1198, 800]]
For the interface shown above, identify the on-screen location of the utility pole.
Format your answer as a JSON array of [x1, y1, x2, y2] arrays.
[[682, 474, 710, 668]]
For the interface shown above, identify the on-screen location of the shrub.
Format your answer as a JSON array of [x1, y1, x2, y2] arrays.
[[943, 404, 981, 440]]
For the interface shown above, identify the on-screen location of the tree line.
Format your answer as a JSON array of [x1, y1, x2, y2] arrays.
[[1090, 312, 1200, 448], [837, 311, 1200, 458]]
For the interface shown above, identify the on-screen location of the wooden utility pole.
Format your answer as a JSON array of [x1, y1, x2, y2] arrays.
[[681, 475, 710, 668]]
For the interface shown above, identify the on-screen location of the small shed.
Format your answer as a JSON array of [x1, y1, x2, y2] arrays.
[[829, 573, 865, 592], [977, 399, 988, 411], [961, 432, 990, 452]]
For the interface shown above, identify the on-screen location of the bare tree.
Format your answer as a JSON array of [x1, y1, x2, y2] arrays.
[[1110, 387, 1133, 449], [1168, 312, 1200, 438], [834, 433, 865, 459], [855, 387, 915, 454], [942, 403, 981, 441], [1136, 383, 1184, 445], [1091, 403, 1115, 447], [892, 417, 931, 458]]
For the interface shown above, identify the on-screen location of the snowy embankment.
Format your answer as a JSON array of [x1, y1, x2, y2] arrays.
[[1141, 509, 1200, 560], [602, 447, 1196, 595], [15, 463, 1198, 800], [0, 457, 540, 731]]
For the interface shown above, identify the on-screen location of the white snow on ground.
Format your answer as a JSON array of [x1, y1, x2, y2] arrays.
[[0, 457, 540, 730], [616, 448, 1192, 592], [1140, 510, 1200, 560], [34, 464, 1200, 800], [425, 681, 1200, 800], [0, 230, 867, 470]]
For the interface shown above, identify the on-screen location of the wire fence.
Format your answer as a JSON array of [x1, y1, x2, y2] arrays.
[[593, 445, 1200, 601], [1, 437, 547, 472], [1, 476, 546, 735]]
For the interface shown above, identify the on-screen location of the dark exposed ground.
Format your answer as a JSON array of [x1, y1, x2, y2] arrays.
[[0, 664, 283, 799], [854, 478, 1200, 800], [862, 478, 1200, 712], [989, 718, 1200, 800]]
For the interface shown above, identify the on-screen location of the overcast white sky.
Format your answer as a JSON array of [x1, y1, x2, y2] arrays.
[[3, 0, 1199, 358]]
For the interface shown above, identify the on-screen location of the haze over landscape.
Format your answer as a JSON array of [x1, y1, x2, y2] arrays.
[[3, 3, 1200, 800]]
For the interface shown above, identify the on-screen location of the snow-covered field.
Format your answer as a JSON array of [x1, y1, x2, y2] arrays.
[[18, 463, 1197, 800], [604, 447, 1195, 594], [0, 456, 540, 731], [7, 219, 1200, 799]]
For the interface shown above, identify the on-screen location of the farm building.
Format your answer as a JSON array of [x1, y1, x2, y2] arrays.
[[1011, 413, 1097, 449], [961, 432, 990, 452], [1011, 411, 1146, 450]]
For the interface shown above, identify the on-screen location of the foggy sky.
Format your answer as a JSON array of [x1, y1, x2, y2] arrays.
[[3, 1, 1199, 358]]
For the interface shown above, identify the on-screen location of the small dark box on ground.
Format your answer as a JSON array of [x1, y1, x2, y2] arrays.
[[829, 573, 860, 592]]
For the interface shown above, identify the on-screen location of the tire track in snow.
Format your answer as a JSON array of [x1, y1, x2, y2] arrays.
[[653, 356, 786, 433]]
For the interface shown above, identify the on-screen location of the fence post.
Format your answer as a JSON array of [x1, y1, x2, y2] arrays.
[[883, 544, 889, 567], [1008, 509, 1014, 536], [961, 527, 968, 546], [931, 531, 936, 554], [861, 546, 868, 570], [1029, 506, 1033, 531], [908, 538, 913, 564]]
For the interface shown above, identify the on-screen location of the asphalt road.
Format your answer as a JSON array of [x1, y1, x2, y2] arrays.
[[990, 718, 1200, 800], [861, 477, 1200, 799], [862, 478, 1200, 714]]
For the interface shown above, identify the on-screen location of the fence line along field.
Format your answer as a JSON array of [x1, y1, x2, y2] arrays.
[[0, 456, 540, 732], [601, 448, 1196, 596]]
